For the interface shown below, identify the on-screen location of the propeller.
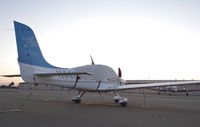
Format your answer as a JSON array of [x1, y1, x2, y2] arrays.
[[118, 68, 122, 78], [118, 68, 126, 85]]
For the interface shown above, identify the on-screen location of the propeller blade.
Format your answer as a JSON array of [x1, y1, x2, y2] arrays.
[[118, 68, 122, 77]]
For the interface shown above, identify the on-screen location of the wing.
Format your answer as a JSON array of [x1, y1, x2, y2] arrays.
[[118, 80, 200, 90], [35, 72, 92, 77], [125, 80, 194, 84]]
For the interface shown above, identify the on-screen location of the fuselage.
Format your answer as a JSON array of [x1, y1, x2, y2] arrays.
[[19, 62, 122, 91]]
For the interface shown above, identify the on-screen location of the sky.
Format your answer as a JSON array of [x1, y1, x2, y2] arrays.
[[1, 0, 200, 84]]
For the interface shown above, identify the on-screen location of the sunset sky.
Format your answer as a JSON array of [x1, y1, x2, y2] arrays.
[[1, 0, 200, 84]]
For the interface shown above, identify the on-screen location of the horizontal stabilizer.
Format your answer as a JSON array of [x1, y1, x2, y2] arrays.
[[35, 72, 92, 77], [1, 74, 21, 77]]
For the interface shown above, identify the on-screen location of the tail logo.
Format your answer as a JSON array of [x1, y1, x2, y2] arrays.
[[23, 36, 37, 48]]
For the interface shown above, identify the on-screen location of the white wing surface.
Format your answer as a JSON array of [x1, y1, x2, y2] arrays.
[[118, 81, 200, 90]]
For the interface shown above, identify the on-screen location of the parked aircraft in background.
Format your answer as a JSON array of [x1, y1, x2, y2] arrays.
[[150, 85, 200, 96], [2, 21, 200, 106]]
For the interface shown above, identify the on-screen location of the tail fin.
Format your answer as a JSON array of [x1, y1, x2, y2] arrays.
[[14, 21, 56, 68], [14, 21, 59, 83]]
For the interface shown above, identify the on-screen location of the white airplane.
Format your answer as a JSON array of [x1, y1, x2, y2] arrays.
[[2, 21, 200, 106]]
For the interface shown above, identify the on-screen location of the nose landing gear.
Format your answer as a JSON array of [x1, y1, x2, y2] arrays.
[[114, 93, 128, 107]]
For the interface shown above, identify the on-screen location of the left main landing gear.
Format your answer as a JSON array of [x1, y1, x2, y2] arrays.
[[71, 91, 85, 103], [114, 93, 128, 107]]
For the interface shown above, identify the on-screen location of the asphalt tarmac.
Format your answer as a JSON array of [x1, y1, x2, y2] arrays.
[[0, 88, 200, 127]]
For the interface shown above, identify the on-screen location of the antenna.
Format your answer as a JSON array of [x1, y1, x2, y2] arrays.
[[90, 55, 95, 65]]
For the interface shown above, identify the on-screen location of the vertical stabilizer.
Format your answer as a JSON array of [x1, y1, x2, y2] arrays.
[[14, 21, 56, 68], [14, 21, 58, 83]]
